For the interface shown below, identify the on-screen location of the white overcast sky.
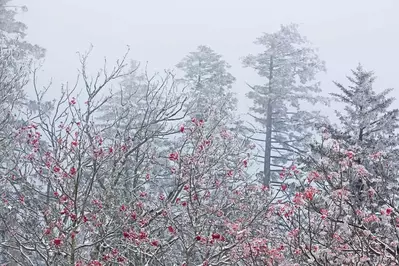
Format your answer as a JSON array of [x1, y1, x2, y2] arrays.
[[13, 0, 399, 118]]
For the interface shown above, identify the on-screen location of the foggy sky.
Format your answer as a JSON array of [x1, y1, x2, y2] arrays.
[[13, 0, 399, 119]]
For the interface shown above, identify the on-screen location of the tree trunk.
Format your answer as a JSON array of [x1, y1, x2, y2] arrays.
[[264, 99, 273, 186], [263, 56, 274, 187]]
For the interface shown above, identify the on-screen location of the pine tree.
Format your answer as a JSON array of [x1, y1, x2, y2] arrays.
[[242, 24, 326, 187], [330, 64, 399, 205], [0, 1, 45, 121], [331, 64, 399, 156], [0, 0, 45, 59], [176, 45, 237, 128]]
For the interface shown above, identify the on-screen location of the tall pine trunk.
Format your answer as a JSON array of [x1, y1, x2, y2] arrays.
[[263, 56, 273, 186], [264, 99, 273, 186]]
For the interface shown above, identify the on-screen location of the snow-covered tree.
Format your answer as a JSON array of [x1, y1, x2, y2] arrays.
[[242, 24, 327, 187], [0, 0, 45, 60], [176, 45, 237, 128], [0, 0, 45, 128], [97, 60, 187, 200], [330, 64, 399, 159], [328, 64, 399, 206], [0, 2, 45, 264], [277, 130, 399, 265], [0, 52, 284, 266]]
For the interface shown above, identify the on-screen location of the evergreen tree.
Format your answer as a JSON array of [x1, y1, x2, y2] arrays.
[[0, 0, 45, 60], [331, 64, 399, 156], [242, 24, 326, 186], [329, 64, 399, 205], [176, 45, 237, 128]]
